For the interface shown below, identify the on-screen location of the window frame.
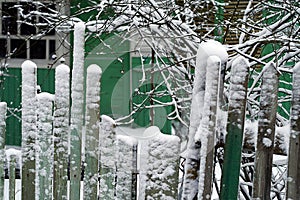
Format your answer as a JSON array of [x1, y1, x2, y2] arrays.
[[0, 0, 57, 62]]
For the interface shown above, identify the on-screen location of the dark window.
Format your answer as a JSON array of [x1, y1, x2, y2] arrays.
[[20, 3, 36, 35], [49, 40, 56, 59], [2, 3, 18, 35], [30, 39, 46, 59], [11, 39, 27, 58], [39, 4, 55, 35], [0, 39, 7, 58]]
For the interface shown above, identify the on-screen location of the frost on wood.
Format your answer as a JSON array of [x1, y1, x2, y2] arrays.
[[70, 21, 85, 199], [253, 62, 278, 199], [116, 135, 138, 200], [53, 64, 70, 200], [99, 115, 117, 199], [21, 60, 37, 200], [0, 102, 6, 199], [182, 40, 228, 199], [37, 93, 54, 200], [84, 64, 101, 199], [220, 56, 249, 200], [144, 127, 180, 200], [194, 56, 221, 200], [286, 62, 300, 199]]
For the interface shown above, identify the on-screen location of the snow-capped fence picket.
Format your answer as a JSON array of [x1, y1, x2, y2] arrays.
[[84, 64, 101, 199], [194, 55, 221, 199], [70, 21, 86, 200], [53, 64, 70, 200], [220, 56, 249, 199], [37, 92, 54, 200], [116, 135, 138, 200], [253, 63, 279, 199], [144, 128, 180, 199], [21, 60, 37, 200]]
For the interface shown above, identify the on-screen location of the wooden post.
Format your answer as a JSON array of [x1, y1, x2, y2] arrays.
[[253, 63, 278, 199], [70, 21, 85, 200], [99, 115, 116, 199], [84, 64, 101, 199], [195, 56, 221, 199], [9, 155, 16, 200], [286, 62, 300, 199], [116, 135, 138, 200], [21, 60, 37, 200], [145, 127, 180, 199], [220, 56, 249, 200], [53, 64, 70, 200], [0, 102, 6, 199], [37, 93, 54, 200]]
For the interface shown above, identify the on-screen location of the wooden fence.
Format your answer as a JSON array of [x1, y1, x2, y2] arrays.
[[0, 29, 299, 200], [0, 60, 181, 200]]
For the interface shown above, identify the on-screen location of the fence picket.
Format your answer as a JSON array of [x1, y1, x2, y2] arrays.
[[37, 93, 54, 200], [286, 62, 300, 199], [70, 22, 86, 200], [220, 56, 249, 200], [195, 56, 221, 199], [84, 64, 101, 199], [145, 128, 180, 199], [99, 115, 116, 199], [0, 102, 6, 199], [253, 63, 278, 199], [21, 60, 37, 200], [116, 135, 138, 200], [9, 155, 16, 200], [53, 64, 70, 200]]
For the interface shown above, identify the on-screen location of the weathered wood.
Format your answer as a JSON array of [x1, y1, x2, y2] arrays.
[[220, 56, 249, 200], [116, 135, 138, 200], [253, 63, 278, 199], [37, 93, 54, 200], [182, 40, 228, 199], [84, 64, 101, 199], [195, 56, 220, 199], [286, 62, 300, 199], [99, 115, 116, 199], [0, 102, 6, 199], [70, 22, 85, 200], [9, 155, 16, 200], [145, 127, 180, 199], [21, 60, 37, 200], [53, 64, 70, 200]]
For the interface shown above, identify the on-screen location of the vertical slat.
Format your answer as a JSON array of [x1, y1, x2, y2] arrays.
[[99, 115, 116, 199], [145, 127, 180, 199], [253, 63, 278, 199], [37, 93, 54, 200], [9, 155, 16, 200], [0, 102, 6, 199], [84, 64, 101, 199], [53, 64, 70, 200], [195, 56, 220, 199], [116, 135, 138, 200], [182, 40, 228, 199], [70, 21, 85, 200], [21, 60, 37, 200], [286, 62, 300, 199], [220, 56, 249, 200]]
